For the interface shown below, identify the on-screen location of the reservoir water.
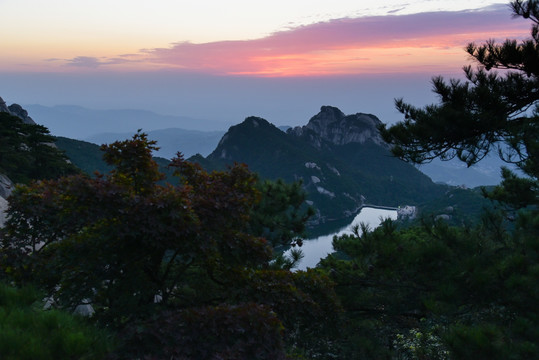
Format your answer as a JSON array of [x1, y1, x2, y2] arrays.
[[290, 207, 398, 270]]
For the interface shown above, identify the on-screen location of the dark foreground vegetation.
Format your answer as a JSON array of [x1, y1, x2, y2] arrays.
[[1, 1, 538, 358], [0, 112, 78, 184]]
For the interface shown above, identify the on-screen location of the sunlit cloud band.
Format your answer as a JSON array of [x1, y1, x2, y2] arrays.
[[53, 5, 532, 76]]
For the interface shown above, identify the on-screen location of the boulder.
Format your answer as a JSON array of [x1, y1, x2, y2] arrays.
[[0, 173, 13, 199], [0, 196, 7, 227]]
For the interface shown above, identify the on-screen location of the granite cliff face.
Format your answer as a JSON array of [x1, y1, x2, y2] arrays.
[[288, 106, 387, 148]]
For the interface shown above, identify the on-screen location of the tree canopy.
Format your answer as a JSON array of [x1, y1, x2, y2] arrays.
[[379, 0, 539, 210], [5, 2, 539, 358], [0, 112, 78, 184], [0, 131, 340, 359], [319, 209, 539, 358], [0, 282, 113, 360], [318, 1, 539, 358]]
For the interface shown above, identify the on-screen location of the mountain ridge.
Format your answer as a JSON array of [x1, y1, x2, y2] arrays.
[[86, 128, 225, 159], [0, 99, 495, 228], [20, 102, 506, 187], [22, 104, 232, 139], [288, 105, 387, 148], [198, 106, 446, 225]]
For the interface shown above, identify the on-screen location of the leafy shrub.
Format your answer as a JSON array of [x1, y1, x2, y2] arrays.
[[0, 282, 114, 360]]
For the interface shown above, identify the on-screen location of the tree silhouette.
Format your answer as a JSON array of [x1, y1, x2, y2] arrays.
[[380, 0, 538, 210], [1, 132, 340, 359]]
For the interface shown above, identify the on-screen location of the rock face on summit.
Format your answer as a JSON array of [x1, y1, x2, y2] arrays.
[[288, 106, 386, 148], [0, 96, 36, 125]]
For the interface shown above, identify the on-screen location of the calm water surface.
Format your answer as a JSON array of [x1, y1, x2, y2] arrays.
[[291, 207, 398, 270]]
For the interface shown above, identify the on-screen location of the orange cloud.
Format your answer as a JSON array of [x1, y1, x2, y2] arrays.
[[56, 5, 531, 77]]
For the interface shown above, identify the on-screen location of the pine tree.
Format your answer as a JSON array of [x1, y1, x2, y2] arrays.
[[320, 2, 539, 357], [379, 0, 539, 210]]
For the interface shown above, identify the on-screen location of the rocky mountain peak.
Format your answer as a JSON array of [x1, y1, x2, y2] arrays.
[[243, 116, 268, 128], [0, 96, 36, 124], [309, 106, 346, 128], [288, 105, 387, 148], [211, 116, 283, 161]]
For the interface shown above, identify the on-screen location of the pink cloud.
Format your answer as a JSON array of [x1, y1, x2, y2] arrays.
[[69, 5, 532, 76]]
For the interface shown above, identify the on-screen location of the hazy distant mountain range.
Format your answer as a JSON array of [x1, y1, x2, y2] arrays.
[[26, 103, 505, 187], [23, 104, 233, 138], [86, 126, 507, 188], [86, 129, 225, 159], [418, 156, 506, 188], [50, 106, 447, 225], [1, 98, 500, 228]]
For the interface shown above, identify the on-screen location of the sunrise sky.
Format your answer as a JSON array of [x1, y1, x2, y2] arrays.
[[0, 0, 532, 130]]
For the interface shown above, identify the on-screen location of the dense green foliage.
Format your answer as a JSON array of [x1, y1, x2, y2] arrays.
[[316, 1, 539, 358], [0, 281, 113, 360], [379, 1, 538, 212], [110, 303, 287, 360], [1, 132, 341, 359], [54, 135, 175, 180], [0, 112, 77, 183], [411, 186, 496, 227], [53, 136, 114, 175], [249, 179, 314, 248], [5, 2, 539, 358], [319, 213, 539, 358]]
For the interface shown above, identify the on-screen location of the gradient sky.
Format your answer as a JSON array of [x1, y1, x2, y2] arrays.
[[0, 0, 532, 131]]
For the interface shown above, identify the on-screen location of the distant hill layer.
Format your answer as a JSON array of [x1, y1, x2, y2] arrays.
[[1, 98, 498, 229], [85, 128, 225, 159], [54, 137, 175, 181], [23, 104, 232, 139], [24, 102, 506, 187], [418, 156, 506, 187]]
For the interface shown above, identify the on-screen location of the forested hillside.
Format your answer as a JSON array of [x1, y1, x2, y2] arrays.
[[195, 108, 446, 225], [0, 112, 77, 184], [0, 2, 537, 358]]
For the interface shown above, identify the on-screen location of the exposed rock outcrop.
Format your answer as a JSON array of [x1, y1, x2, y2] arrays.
[[0, 174, 13, 227], [0, 96, 36, 124], [0, 196, 7, 227], [0, 174, 13, 199], [288, 105, 387, 148]]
